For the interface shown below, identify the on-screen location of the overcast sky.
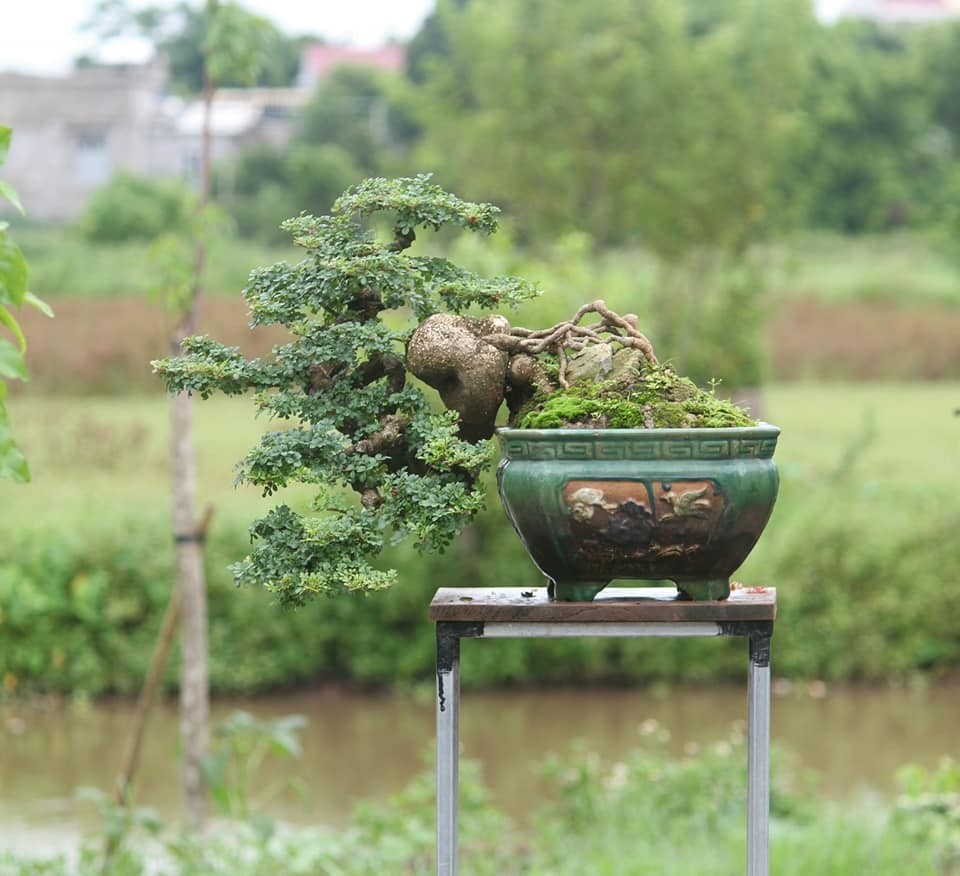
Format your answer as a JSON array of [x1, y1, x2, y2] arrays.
[[0, 0, 436, 75]]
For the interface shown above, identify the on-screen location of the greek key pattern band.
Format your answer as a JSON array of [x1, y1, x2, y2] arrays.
[[502, 436, 778, 461]]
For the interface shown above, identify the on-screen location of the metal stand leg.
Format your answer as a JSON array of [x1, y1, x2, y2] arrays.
[[436, 625, 461, 876], [747, 631, 772, 876]]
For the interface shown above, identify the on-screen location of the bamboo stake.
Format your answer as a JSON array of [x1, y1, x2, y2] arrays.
[[111, 504, 215, 807]]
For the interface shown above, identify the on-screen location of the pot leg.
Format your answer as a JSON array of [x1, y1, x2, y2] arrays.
[[548, 580, 609, 602], [676, 578, 730, 601]]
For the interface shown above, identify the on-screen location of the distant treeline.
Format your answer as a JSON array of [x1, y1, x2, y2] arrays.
[[78, 1, 960, 250], [231, 0, 960, 248]]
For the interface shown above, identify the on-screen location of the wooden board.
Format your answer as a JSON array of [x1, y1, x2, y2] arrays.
[[429, 586, 776, 623]]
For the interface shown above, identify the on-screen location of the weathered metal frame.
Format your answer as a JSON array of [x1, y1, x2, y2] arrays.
[[435, 612, 773, 876]]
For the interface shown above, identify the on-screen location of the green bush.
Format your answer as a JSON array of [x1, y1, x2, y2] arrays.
[[894, 757, 960, 872], [0, 512, 336, 696], [79, 175, 196, 243]]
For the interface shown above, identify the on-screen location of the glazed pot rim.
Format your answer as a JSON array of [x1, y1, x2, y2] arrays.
[[496, 422, 780, 440]]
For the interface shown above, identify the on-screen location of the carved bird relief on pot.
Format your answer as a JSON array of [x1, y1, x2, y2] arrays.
[[563, 479, 724, 560]]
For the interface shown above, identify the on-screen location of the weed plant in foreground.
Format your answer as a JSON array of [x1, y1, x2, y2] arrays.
[[0, 724, 948, 875]]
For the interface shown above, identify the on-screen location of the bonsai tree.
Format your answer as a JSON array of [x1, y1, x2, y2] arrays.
[[155, 176, 752, 606]]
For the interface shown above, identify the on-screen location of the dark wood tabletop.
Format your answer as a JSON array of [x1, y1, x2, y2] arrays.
[[429, 585, 777, 623]]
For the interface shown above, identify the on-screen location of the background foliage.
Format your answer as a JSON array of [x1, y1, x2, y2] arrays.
[[3, 0, 960, 691], [2, 382, 957, 695]]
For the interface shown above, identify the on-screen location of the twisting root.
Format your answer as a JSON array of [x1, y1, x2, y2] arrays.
[[486, 300, 657, 388]]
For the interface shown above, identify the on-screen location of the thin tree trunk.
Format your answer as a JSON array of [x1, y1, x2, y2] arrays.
[[111, 502, 215, 817], [172, 64, 215, 829], [172, 390, 209, 828]]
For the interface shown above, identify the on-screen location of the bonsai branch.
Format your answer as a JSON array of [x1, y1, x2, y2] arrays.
[[388, 225, 416, 252]]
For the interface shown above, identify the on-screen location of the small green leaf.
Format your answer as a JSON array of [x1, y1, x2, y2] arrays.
[[0, 338, 28, 381], [0, 440, 30, 483], [0, 127, 10, 167], [0, 180, 23, 214], [0, 305, 26, 352], [0, 235, 28, 308], [24, 292, 53, 318]]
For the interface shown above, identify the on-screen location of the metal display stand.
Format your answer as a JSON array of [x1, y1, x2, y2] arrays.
[[430, 586, 776, 876]]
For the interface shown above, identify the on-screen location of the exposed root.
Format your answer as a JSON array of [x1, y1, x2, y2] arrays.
[[485, 300, 658, 388]]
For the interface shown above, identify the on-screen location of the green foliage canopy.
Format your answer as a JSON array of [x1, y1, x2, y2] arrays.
[[414, 0, 811, 252]]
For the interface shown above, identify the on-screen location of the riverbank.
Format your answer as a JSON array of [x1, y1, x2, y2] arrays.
[[3, 684, 957, 874], [3, 678, 958, 839]]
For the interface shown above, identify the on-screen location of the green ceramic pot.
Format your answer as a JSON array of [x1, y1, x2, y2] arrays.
[[497, 425, 780, 601]]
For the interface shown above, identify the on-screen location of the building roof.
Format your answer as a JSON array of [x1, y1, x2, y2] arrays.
[[175, 88, 309, 137], [827, 0, 960, 22], [297, 44, 406, 89]]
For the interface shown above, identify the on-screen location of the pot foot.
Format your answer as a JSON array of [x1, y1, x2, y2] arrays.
[[676, 578, 730, 601], [548, 580, 609, 602]]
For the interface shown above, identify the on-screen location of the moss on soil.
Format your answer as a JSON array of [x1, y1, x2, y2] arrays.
[[514, 362, 756, 430]]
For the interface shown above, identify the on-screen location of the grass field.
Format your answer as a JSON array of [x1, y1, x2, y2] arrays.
[[0, 395, 311, 528], [766, 231, 960, 308], [15, 226, 299, 299], [17, 226, 960, 308], [3, 381, 957, 529]]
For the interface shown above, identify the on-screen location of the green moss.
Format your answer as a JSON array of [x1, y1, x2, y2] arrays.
[[516, 363, 755, 430]]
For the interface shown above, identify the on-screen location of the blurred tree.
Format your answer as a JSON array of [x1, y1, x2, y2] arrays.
[[415, 0, 810, 250], [85, 0, 312, 93], [298, 65, 420, 175], [162, 3, 307, 93], [777, 21, 943, 232], [923, 22, 960, 140], [220, 141, 362, 242], [413, 0, 811, 387], [405, 0, 469, 84], [164, 0, 275, 830], [220, 65, 419, 240], [79, 174, 196, 243], [86, 0, 278, 833]]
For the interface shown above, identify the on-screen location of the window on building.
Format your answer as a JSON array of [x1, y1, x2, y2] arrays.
[[182, 146, 202, 188], [74, 131, 110, 186]]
